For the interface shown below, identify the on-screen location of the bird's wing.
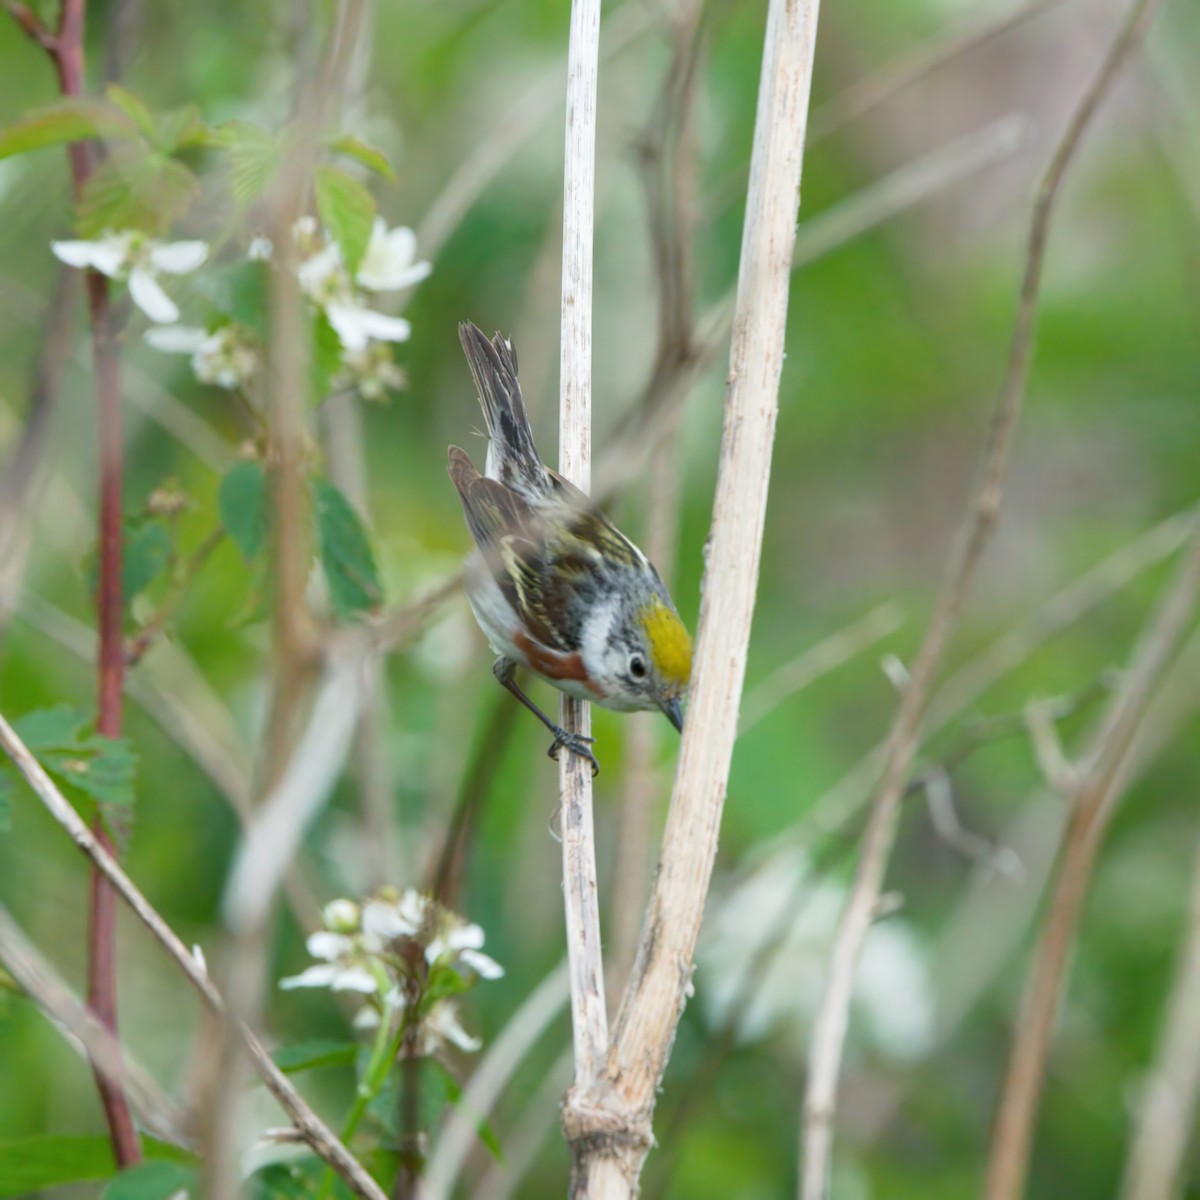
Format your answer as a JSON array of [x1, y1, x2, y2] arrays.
[[449, 445, 569, 650]]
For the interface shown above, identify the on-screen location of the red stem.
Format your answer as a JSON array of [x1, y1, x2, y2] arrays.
[[45, 0, 142, 1166]]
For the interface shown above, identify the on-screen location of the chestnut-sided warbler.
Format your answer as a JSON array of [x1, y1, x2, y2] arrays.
[[448, 322, 692, 773]]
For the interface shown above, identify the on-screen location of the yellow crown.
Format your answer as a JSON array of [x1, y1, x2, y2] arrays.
[[640, 596, 693, 690]]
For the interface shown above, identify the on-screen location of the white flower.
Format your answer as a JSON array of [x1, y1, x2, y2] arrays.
[[145, 322, 258, 389], [460, 948, 505, 980], [323, 898, 361, 933], [279, 962, 378, 993], [326, 302, 410, 352], [422, 1000, 481, 1054], [337, 342, 407, 401], [297, 238, 412, 353], [279, 928, 379, 993], [52, 231, 207, 324], [248, 235, 273, 261], [362, 895, 420, 943], [355, 219, 431, 293], [426, 916, 504, 980]]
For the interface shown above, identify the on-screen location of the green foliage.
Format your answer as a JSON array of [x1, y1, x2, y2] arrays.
[[214, 120, 283, 207], [0, 98, 137, 160], [0, 707, 137, 835], [0, 1135, 191, 1197], [246, 1160, 324, 1198], [123, 522, 174, 601], [101, 1160, 197, 1200], [420, 962, 469, 1013], [312, 310, 344, 402], [77, 146, 200, 237], [327, 134, 395, 180], [272, 1039, 359, 1074], [315, 164, 377, 274], [219, 461, 268, 562], [312, 479, 384, 618]]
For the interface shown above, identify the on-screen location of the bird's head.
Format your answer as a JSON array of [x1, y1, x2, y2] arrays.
[[591, 592, 691, 731]]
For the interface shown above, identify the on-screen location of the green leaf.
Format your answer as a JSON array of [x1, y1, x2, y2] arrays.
[[155, 105, 209, 152], [420, 963, 469, 1012], [326, 134, 394, 180], [315, 164, 376, 275], [104, 84, 157, 140], [312, 479, 384, 619], [0, 1135, 192, 1198], [311, 309, 343, 403], [0, 707, 138, 837], [101, 1160, 196, 1200], [272, 1039, 359, 1074], [11, 704, 89, 751], [124, 522, 173, 601], [0, 98, 137, 160], [213, 260, 271, 337], [0, 778, 9, 834], [214, 120, 282, 206], [246, 1161, 323, 1199], [219, 461, 268, 562], [77, 147, 199, 237]]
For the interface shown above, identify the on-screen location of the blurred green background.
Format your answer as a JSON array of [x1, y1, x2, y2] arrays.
[[1, 0, 1199, 1196]]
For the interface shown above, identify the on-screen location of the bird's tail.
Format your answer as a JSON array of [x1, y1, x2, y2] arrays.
[[458, 322, 549, 497]]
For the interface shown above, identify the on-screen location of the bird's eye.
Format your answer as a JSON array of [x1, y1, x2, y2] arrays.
[[628, 654, 647, 680]]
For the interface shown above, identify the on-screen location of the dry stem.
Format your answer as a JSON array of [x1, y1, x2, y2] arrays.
[[799, 1, 1165, 1192], [1120, 803, 1200, 1200], [557, 0, 610, 1139], [984, 523, 1200, 1200], [0, 711, 388, 1200], [0, 905, 189, 1147], [563, 0, 823, 1194]]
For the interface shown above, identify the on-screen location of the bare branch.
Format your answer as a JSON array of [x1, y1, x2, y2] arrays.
[[985, 520, 1200, 1200], [557, 0, 609, 1129], [800, 0, 1167, 1192], [739, 602, 905, 736], [0, 905, 190, 1147], [808, 0, 1069, 142], [421, 962, 570, 1200], [1120, 815, 1200, 1200], [563, 0, 823, 1193], [0, 711, 389, 1200]]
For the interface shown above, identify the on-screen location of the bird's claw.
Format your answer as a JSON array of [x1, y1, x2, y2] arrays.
[[547, 727, 600, 776]]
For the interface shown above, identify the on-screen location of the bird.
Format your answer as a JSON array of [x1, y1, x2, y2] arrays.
[[447, 322, 692, 774]]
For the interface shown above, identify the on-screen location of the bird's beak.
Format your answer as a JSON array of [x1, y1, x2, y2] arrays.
[[659, 696, 685, 733]]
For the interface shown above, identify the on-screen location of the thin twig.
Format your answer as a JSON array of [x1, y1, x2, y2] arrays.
[[557, 0, 609, 1145], [475, 1048, 576, 1200], [222, 638, 370, 933], [0, 268, 74, 640], [1120, 810, 1200, 1200], [565, 1, 823, 1195], [0, 711, 389, 1200], [416, 2, 652, 263], [8, 0, 143, 1163], [611, 0, 706, 1002], [420, 962, 571, 1200], [807, 0, 1070, 142], [800, 2, 1165, 1191], [795, 504, 1198, 842], [596, 113, 1028, 503], [739, 602, 905, 736], [984, 522, 1200, 1200], [0, 906, 190, 1147]]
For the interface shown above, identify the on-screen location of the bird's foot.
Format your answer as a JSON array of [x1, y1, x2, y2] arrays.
[[546, 727, 600, 776]]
